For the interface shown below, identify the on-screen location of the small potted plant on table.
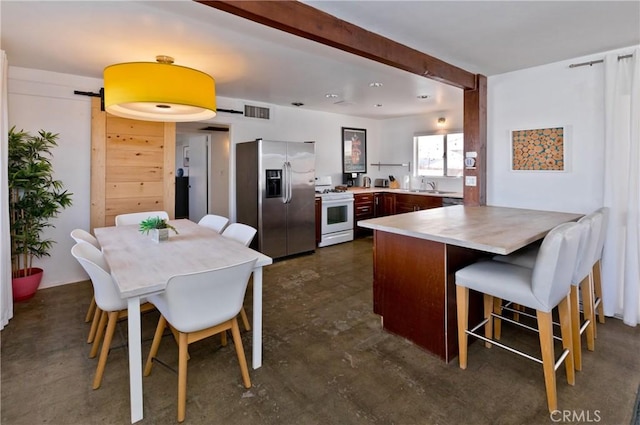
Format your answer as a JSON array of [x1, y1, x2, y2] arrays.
[[139, 216, 178, 242]]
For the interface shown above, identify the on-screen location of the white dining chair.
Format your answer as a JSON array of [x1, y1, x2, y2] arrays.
[[70, 229, 103, 344], [115, 210, 169, 226], [455, 221, 585, 413], [221, 223, 257, 247], [197, 214, 229, 233], [221, 223, 257, 331], [71, 228, 100, 249], [144, 259, 257, 423], [71, 242, 155, 389]]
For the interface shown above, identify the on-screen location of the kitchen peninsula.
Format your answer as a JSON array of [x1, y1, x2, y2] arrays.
[[358, 205, 582, 362]]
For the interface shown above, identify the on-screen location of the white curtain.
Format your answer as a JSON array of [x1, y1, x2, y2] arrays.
[[602, 48, 640, 326], [1, 50, 13, 330]]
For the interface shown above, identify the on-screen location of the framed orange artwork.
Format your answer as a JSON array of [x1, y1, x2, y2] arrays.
[[511, 126, 565, 171]]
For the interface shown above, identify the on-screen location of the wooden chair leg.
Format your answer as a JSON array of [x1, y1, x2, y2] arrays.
[[93, 311, 118, 389], [85, 296, 96, 322], [90, 310, 108, 358], [483, 294, 494, 348], [569, 285, 582, 371], [537, 309, 559, 413], [558, 296, 575, 385], [144, 316, 167, 376], [493, 297, 503, 341], [230, 318, 251, 388], [513, 303, 521, 322], [87, 306, 102, 343], [177, 332, 188, 423], [593, 260, 605, 324], [456, 285, 469, 369], [581, 275, 595, 351], [240, 307, 251, 331]]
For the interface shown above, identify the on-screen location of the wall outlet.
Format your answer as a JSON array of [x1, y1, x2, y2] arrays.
[[465, 176, 477, 186]]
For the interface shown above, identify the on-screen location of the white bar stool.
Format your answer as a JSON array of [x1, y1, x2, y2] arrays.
[[455, 221, 585, 413]]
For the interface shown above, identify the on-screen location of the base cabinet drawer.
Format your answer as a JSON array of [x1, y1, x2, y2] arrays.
[[354, 193, 375, 237]]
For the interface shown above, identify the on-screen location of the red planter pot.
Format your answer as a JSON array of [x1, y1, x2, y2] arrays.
[[12, 268, 44, 302]]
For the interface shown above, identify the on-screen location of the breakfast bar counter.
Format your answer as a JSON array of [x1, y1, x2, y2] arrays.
[[358, 205, 582, 362]]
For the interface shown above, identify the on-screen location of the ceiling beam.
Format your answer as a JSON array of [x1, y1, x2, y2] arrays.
[[196, 0, 477, 90]]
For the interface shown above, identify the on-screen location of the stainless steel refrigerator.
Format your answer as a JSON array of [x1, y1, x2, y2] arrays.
[[236, 139, 316, 259]]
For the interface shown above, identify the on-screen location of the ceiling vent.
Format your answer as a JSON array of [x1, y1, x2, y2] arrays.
[[244, 104, 270, 120]]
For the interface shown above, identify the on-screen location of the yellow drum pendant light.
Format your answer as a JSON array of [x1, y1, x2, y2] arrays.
[[104, 55, 216, 122]]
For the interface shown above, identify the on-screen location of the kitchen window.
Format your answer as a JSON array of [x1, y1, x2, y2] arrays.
[[414, 132, 464, 177]]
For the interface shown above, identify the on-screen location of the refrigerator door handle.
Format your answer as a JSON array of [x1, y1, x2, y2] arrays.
[[285, 161, 293, 203], [281, 162, 288, 204]]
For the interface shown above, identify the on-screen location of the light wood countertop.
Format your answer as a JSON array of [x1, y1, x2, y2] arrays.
[[348, 187, 463, 198], [314, 188, 463, 199], [358, 205, 582, 255]]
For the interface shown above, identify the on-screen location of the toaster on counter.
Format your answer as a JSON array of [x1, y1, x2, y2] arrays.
[[374, 178, 389, 188]]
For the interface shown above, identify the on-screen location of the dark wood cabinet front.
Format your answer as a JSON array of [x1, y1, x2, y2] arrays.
[[394, 193, 442, 214], [354, 191, 449, 238], [375, 192, 395, 216], [354, 193, 375, 238]]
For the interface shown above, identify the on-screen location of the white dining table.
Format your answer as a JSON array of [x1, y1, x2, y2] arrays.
[[94, 219, 272, 424]]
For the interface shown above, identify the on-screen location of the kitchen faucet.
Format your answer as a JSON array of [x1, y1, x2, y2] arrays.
[[427, 181, 437, 190]]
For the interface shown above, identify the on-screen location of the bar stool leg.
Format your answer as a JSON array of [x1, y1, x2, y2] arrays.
[[569, 285, 582, 371], [456, 285, 469, 369], [537, 309, 558, 413], [483, 294, 494, 348], [558, 295, 575, 385], [581, 275, 595, 351], [593, 260, 605, 324], [493, 297, 503, 340]]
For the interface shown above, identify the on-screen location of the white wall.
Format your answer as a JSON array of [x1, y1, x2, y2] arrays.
[[8, 67, 102, 288], [203, 97, 382, 220], [487, 45, 638, 213]]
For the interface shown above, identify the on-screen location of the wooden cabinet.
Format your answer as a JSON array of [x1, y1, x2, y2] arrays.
[[353, 191, 448, 238], [375, 192, 395, 217], [315, 197, 321, 246], [354, 193, 375, 238], [394, 193, 442, 214]]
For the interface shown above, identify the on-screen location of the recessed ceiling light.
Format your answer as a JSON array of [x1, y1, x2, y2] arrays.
[[291, 102, 304, 107], [325, 93, 338, 98], [417, 94, 430, 99], [369, 82, 383, 87]]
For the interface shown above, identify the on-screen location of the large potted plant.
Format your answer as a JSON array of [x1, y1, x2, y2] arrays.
[[8, 127, 72, 301]]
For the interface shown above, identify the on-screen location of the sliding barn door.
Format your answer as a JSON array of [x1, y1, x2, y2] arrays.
[[90, 97, 176, 229]]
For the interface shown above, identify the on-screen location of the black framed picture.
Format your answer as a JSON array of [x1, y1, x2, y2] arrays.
[[342, 127, 367, 173]]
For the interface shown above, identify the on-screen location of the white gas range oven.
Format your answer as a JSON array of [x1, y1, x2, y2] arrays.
[[315, 176, 354, 247]]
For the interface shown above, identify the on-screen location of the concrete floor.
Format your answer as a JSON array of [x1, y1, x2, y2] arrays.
[[2, 237, 639, 425]]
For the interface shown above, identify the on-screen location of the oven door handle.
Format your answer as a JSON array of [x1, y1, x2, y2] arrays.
[[322, 198, 354, 206]]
